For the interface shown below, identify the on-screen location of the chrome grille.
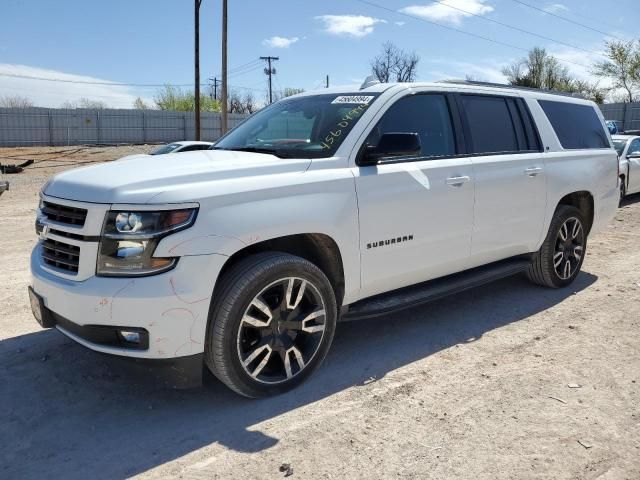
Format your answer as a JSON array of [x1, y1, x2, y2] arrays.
[[41, 201, 87, 227], [42, 239, 80, 274]]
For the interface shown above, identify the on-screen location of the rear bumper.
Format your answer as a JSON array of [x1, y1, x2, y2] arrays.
[[30, 244, 227, 360]]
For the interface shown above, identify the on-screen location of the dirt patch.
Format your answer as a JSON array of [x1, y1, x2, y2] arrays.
[[0, 147, 638, 479]]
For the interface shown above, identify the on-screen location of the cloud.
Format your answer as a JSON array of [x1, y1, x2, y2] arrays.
[[395, 21, 406, 26], [262, 36, 299, 49], [315, 15, 386, 38], [0, 64, 151, 108], [543, 3, 569, 14], [400, 0, 493, 25]]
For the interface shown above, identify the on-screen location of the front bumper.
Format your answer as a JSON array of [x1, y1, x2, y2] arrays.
[[31, 245, 226, 360], [0, 180, 8, 196]]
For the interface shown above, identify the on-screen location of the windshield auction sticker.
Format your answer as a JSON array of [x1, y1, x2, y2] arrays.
[[331, 95, 375, 105]]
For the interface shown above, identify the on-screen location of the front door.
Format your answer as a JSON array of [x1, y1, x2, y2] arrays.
[[354, 93, 475, 299]]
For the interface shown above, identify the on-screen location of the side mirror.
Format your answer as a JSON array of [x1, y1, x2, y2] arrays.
[[361, 133, 421, 165]]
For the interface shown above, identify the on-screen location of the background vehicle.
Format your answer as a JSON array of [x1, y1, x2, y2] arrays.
[[116, 141, 215, 162], [29, 80, 618, 397], [606, 120, 622, 135], [150, 141, 213, 155], [612, 134, 640, 200]]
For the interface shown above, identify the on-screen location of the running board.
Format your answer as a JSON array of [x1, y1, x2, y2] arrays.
[[342, 256, 531, 321]]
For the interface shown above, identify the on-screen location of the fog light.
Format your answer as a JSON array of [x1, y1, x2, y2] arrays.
[[119, 330, 141, 344]]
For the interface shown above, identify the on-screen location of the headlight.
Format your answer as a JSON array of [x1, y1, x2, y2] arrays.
[[97, 208, 198, 277]]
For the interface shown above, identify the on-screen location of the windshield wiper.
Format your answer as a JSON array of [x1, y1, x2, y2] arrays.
[[212, 146, 293, 158]]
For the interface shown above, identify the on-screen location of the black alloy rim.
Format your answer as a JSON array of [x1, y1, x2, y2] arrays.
[[236, 277, 326, 384]]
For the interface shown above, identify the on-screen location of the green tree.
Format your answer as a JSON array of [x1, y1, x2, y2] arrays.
[[593, 40, 640, 102], [154, 85, 220, 112]]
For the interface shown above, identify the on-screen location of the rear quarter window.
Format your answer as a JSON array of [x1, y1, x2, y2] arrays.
[[538, 100, 609, 150]]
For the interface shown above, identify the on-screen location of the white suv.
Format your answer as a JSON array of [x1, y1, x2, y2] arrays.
[[29, 80, 619, 397]]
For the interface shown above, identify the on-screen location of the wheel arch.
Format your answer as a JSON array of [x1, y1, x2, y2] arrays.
[[212, 233, 346, 309], [556, 191, 594, 235]]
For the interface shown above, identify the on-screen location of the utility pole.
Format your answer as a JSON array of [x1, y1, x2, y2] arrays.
[[326, 74, 329, 88], [260, 56, 279, 104], [194, 0, 202, 141], [209, 77, 220, 100], [220, 0, 228, 135]]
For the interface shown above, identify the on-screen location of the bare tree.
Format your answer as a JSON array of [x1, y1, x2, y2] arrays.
[[75, 98, 106, 109], [133, 97, 150, 109], [228, 91, 245, 113], [271, 87, 304, 103], [502, 48, 574, 90], [243, 92, 258, 114], [371, 42, 419, 83], [0, 95, 34, 108], [228, 91, 262, 114], [593, 40, 640, 102]]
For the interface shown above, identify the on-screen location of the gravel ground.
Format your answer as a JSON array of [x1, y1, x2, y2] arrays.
[[0, 147, 639, 480]]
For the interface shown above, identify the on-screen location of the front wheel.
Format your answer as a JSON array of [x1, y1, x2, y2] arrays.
[[526, 205, 587, 288], [620, 178, 627, 204], [205, 252, 337, 398]]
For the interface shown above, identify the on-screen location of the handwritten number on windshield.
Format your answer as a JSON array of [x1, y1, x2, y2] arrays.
[[320, 103, 369, 150]]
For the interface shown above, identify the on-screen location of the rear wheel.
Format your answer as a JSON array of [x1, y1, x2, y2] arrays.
[[205, 252, 337, 398], [526, 205, 587, 288]]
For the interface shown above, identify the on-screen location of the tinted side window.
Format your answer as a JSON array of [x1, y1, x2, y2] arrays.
[[629, 139, 640, 155], [539, 100, 609, 149], [365, 94, 455, 159], [460, 95, 519, 154]]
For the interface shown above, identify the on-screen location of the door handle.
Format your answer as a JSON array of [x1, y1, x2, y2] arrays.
[[525, 166, 543, 176], [446, 175, 471, 186]]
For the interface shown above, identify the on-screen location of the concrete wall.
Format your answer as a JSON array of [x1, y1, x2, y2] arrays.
[[0, 108, 248, 147]]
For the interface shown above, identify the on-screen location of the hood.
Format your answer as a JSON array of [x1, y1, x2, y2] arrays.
[[44, 150, 312, 204]]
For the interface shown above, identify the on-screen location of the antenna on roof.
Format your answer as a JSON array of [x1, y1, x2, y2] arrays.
[[360, 75, 380, 90]]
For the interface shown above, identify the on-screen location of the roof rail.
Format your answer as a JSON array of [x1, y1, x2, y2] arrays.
[[437, 79, 586, 99]]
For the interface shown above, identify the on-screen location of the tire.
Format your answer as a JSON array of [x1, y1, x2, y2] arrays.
[[620, 178, 626, 204], [526, 205, 587, 288], [205, 252, 337, 398]]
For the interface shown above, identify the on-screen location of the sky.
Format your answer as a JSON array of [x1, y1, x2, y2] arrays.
[[0, 0, 637, 108]]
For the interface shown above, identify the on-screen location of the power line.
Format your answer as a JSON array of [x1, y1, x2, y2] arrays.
[[353, 0, 590, 69], [0, 72, 263, 95], [506, 0, 624, 41], [426, 0, 605, 57], [0, 59, 264, 88]]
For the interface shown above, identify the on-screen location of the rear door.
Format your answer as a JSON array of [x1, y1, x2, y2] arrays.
[[354, 93, 475, 298], [456, 93, 547, 263]]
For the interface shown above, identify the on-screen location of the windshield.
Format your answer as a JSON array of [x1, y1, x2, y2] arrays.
[[151, 143, 181, 155], [612, 139, 627, 156], [212, 93, 380, 158]]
